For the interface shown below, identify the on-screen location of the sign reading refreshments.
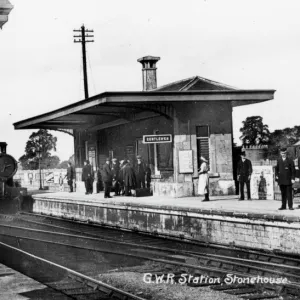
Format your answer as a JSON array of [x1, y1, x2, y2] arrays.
[[142, 134, 172, 144]]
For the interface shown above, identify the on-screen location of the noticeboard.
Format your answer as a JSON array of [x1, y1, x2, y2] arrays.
[[179, 150, 193, 173], [250, 165, 274, 200]]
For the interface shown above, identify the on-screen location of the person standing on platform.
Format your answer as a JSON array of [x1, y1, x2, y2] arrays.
[[102, 157, 113, 198], [145, 164, 152, 189], [237, 151, 252, 201], [82, 160, 93, 195], [96, 168, 103, 193], [59, 173, 64, 192], [135, 155, 146, 189], [123, 160, 136, 196], [275, 147, 295, 210], [66, 162, 74, 193], [111, 158, 120, 196], [119, 160, 126, 196], [198, 156, 209, 202]]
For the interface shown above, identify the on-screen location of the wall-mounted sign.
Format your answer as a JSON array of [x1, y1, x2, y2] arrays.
[[88, 146, 96, 168], [250, 165, 274, 200], [45, 172, 54, 183], [179, 150, 193, 173], [142, 134, 172, 144]]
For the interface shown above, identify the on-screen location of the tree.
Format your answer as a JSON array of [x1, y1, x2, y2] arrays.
[[267, 126, 300, 160], [18, 129, 58, 170], [239, 116, 270, 146], [57, 154, 75, 169], [44, 155, 60, 169], [57, 160, 69, 169]]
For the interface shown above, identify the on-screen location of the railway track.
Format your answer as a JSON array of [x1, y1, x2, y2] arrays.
[[0, 212, 299, 299], [0, 241, 145, 300]]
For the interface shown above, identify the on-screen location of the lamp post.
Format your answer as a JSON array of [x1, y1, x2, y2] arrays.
[[36, 149, 42, 190]]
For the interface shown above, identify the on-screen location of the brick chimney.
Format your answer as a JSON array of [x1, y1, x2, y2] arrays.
[[137, 56, 160, 91]]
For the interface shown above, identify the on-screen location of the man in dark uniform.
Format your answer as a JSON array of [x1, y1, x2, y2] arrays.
[[102, 157, 113, 198], [237, 151, 253, 201], [66, 162, 74, 193], [96, 168, 103, 193], [111, 158, 120, 196], [135, 155, 146, 189], [145, 164, 152, 189], [82, 160, 93, 195], [123, 160, 136, 196], [275, 147, 295, 210]]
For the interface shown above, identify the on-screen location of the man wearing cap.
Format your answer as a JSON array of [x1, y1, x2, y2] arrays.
[[237, 151, 253, 201], [65, 161, 74, 193], [135, 155, 146, 189], [123, 160, 136, 196], [119, 160, 126, 196], [82, 160, 94, 195], [275, 147, 295, 210], [102, 157, 113, 198], [111, 158, 120, 196]]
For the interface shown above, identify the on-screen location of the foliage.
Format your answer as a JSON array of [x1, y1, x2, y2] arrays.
[[239, 116, 270, 146], [267, 126, 300, 160], [44, 155, 60, 169], [18, 129, 58, 170], [57, 155, 75, 169], [58, 160, 69, 169]]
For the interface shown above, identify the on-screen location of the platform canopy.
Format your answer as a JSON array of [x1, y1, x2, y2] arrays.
[[0, 0, 13, 29], [14, 88, 275, 134]]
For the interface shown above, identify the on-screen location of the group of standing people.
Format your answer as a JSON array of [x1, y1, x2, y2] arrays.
[[199, 147, 297, 210], [83, 155, 151, 198], [236, 147, 296, 210]]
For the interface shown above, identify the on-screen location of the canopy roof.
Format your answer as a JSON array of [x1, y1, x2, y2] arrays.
[[14, 88, 275, 134]]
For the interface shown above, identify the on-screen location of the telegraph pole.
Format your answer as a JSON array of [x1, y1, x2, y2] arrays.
[[73, 25, 94, 99]]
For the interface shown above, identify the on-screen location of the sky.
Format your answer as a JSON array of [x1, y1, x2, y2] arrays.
[[1, 0, 300, 161]]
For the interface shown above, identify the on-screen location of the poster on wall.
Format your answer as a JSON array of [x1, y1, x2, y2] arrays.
[[250, 165, 274, 200], [88, 146, 96, 168], [179, 150, 193, 173]]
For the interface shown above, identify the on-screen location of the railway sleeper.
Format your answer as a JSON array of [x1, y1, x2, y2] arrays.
[[224, 287, 260, 295], [210, 283, 254, 291], [68, 273, 113, 295], [240, 293, 280, 300], [63, 288, 100, 295]]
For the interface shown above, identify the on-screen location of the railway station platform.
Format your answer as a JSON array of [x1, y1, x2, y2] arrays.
[[27, 192, 300, 256]]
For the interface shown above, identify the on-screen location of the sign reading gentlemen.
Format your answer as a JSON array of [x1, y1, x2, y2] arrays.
[[142, 134, 172, 144]]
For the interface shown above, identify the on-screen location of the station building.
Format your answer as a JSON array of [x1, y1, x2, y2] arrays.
[[14, 56, 275, 197]]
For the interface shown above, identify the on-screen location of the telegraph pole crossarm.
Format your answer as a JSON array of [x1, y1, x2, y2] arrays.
[[73, 24, 94, 99]]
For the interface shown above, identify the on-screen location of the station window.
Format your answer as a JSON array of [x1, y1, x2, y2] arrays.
[[154, 130, 173, 171], [136, 131, 173, 176], [136, 139, 154, 167], [196, 125, 209, 169]]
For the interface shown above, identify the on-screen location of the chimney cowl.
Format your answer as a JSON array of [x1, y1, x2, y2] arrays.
[[138, 55, 160, 91]]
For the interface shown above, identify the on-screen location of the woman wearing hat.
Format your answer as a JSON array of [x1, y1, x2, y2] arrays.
[[198, 156, 209, 201]]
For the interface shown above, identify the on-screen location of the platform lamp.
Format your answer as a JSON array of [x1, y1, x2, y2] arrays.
[[36, 148, 43, 190]]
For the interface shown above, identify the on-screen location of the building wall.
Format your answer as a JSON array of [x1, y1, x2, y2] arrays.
[[166, 101, 235, 197], [74, 101, 235, 197]]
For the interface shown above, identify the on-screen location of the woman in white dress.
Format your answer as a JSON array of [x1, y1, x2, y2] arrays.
[[198, 156, 209, 201]]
